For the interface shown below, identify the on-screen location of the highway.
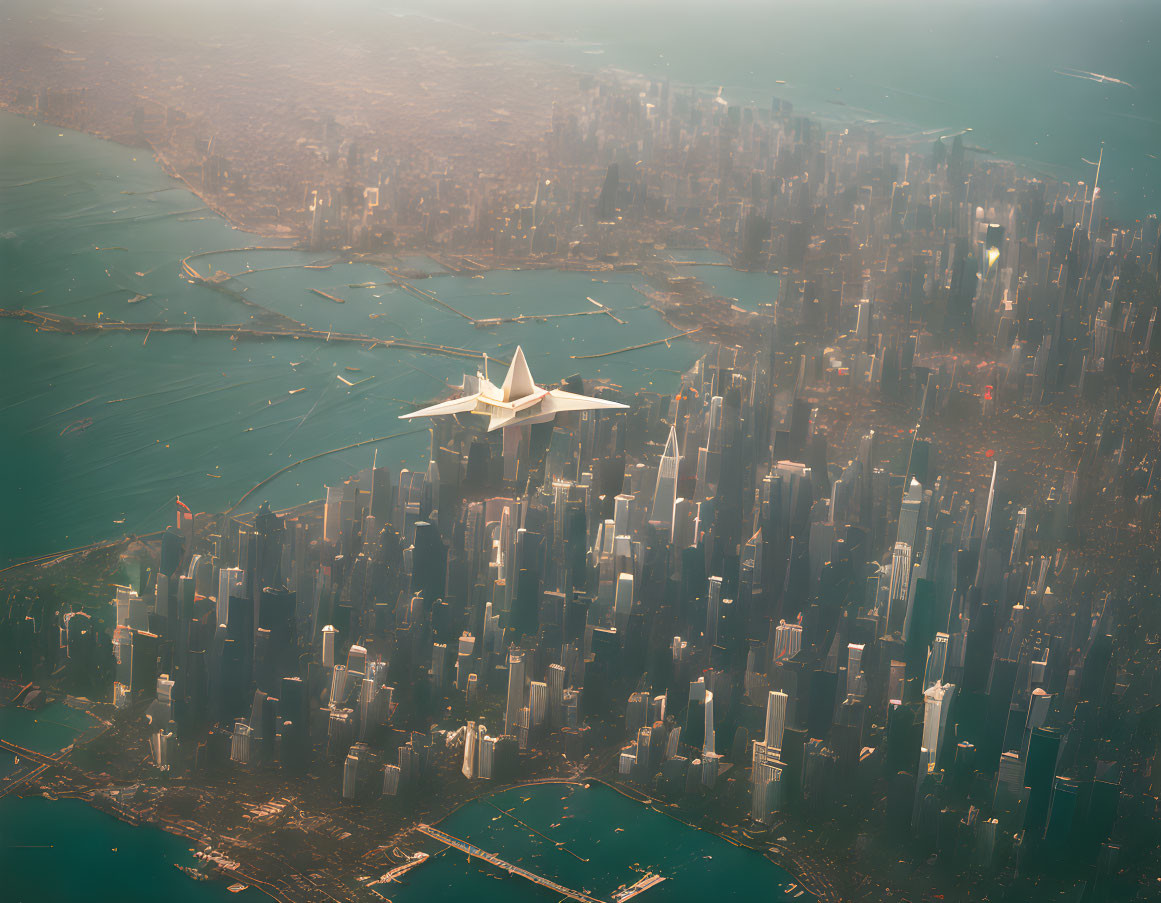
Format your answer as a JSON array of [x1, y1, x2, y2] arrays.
[[416, 823, 606, 903]]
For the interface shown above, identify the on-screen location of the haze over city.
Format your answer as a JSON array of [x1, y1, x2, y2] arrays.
[[1, 2, 1159, 902]]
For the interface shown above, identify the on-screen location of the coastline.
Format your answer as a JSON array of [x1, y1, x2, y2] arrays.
[[2, 671, 828, 903], [0, 106, 298, 245], [3, 9, 1159, 903], [409, 776, 831, 902]]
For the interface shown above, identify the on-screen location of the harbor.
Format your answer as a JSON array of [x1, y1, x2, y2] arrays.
[[394, 782, 814, 903]]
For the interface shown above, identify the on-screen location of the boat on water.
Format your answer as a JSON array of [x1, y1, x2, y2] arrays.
[[174, 864, 208, 881], [227, 883, 249, 894], [60, 417, 93, 437]]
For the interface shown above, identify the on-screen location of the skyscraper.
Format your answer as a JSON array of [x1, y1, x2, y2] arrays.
[[764, 690, 788, 753], [922, 681, 957, 769], [924, 633, 949, 690], [1025, 726, 1062, 835], [886, 542, 913, 637], [505, 649, 526, 736], [751, 761, 783, 824], [650, 426, 681, 526]]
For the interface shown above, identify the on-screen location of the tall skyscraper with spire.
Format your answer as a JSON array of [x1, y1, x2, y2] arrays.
[[650, 425, 681, 525]]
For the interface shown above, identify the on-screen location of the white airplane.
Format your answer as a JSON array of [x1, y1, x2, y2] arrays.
[[399, 346, 627, 431]]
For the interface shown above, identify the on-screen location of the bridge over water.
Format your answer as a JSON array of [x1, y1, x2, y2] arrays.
[[416, 823, 605, 903], [0, 738, 68, 799]]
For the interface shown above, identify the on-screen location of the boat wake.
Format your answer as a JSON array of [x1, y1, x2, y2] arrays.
[[1054, 67, 1135, 89]]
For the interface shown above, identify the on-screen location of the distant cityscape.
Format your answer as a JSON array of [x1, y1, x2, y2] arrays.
[[3, 5, 1161, 903]]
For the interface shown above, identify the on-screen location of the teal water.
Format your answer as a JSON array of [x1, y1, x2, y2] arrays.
[[410, 0, 1161, 220], [1, 705, 255, 903], [659, 246, 781, 308], [0, 797, 259, 903], [0, 112, 701, 563], [396, 782, 810, 902], [682, 266, 780, 310], [0, 702, 808, 903], [0, 702, 96, 754]]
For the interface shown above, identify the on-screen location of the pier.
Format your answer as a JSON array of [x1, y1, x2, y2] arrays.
[[181, 251, 625, 330], [179, 247, 298, 283], [416, 823, 606, 903], [0, 739, 68, 800], [1, 308, 498, 365], [472, 308, 618, 328], [570, 327, 702, 359], [612, 873, 665, 902], [392, 278, 475, 321]]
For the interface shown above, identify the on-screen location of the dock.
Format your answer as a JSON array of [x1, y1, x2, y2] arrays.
[[570, 327, 702, 359], [473, 309, 615, 329], [393, 278, 475, 321], [178, 246, 299, 283], [0, 739, 68, 800], [612, 873, 665, 902], [370, 852, 429, 886], [416, 824, 606, 903], [586, 296, 628, 325]]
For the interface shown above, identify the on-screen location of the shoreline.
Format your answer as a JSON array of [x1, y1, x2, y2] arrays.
[[405, 775, 830, 902], [493, 22, 1151, 221], [3, 691, 826, 903]]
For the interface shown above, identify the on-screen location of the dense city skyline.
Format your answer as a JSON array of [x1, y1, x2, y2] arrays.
[[2, 3, 1160, 903]]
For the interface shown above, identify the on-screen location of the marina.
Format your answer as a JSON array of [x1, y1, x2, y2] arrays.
[[397, 782, 812, 903]]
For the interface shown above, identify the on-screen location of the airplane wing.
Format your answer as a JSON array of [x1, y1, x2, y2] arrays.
[[544, 388, 629, 414], [485, 390, 626, 431], [487, 409, 520, 431], [399, 392, 481, 420]]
